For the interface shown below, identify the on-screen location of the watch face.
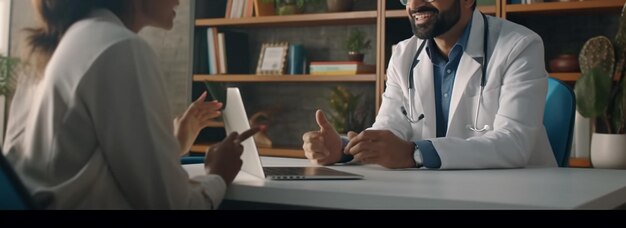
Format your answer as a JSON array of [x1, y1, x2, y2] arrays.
[[413, 143, 423, 167]]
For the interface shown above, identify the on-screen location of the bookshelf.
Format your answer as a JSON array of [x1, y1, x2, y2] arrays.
[[190, 0, 622, 159], [501, 0, 626, 83]]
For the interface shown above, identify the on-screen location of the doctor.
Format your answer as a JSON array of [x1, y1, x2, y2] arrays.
[[302, 0, 557, 169]]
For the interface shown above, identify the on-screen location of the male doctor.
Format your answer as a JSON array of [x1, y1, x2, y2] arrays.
[[302, 0, 557, 169]]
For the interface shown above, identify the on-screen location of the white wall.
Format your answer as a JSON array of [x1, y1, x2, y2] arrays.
[[0, 0, 11, 55]]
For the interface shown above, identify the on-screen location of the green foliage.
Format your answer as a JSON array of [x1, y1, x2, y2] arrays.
[[575, 68, 613, 118], [575, 33, 626, 133], [263, 0, 324, 11], [327, 86, 369, 134], [0, 55, 19, 96], [345, 29, 371, 53]]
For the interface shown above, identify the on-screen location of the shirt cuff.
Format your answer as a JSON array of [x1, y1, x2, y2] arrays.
[[414, 140, 442, 169], [191, 174, 226, 209]]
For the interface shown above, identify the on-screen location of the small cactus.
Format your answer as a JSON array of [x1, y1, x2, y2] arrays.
[[579, 36, 615, 78], [576, 34, 626, 133]]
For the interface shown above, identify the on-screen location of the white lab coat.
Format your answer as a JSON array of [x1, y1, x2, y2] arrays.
[[373, 9, 557, 169], [2, 9, 225, 209]]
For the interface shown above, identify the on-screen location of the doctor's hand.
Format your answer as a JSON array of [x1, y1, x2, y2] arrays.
[[302, 110, 343, 165], [174, 91, 223, 155], [205, 127, 260, 185], [344, 130, 416, 169]]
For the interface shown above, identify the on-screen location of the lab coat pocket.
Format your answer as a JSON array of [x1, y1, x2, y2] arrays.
[[479, 87, 501, 117], [409, 117, 424, 140], [465, 87, 500, 136]]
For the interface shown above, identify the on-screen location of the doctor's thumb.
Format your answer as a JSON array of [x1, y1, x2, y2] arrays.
[[315, 110, 333, 132], [347, 131, 358, 139]]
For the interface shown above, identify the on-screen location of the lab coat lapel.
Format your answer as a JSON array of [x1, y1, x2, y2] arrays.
[[448, 9, 485, 133], [413, 43, 437, 139]]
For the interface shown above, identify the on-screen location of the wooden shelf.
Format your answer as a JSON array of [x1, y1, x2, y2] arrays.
[[550, 72, 581, 82], [206, 121, 225, 128], [257, 148, 305, 158], [504, 0, 625, 15], [191, 143, 305, 159], [196, 11, 377, 27], [550, 72, 622, 82], [193, 74, 377, 82], [569, 157, 592, 168], [385, 5, 497, 18]]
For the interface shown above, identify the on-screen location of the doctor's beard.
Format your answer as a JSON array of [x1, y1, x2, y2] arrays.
[[410, 0, 461, 39]]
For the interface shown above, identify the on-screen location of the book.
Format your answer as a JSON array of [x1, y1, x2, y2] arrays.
[[206, 27, 220, 75], [288, 44, 305, 75], [254, 0, 275, 17], [310, 61, 376, 75]]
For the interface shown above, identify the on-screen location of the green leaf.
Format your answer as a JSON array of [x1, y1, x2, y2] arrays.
[[613, 78, 626, 133], [575, 68, 613, 118], [0, 55, 20, 96]]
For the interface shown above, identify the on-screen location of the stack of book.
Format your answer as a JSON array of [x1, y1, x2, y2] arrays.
[[194, 27, 249, 75], [310, 61, 376, 75], [224, 0, 275, 18]]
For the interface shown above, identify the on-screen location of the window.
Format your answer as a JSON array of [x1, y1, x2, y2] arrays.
[[0, 0, 11, 55]]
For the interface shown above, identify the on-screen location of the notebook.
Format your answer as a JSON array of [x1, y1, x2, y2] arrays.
[[213, 84, 363, 180]]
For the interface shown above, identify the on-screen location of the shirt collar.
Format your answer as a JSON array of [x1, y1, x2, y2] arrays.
[[424, 14, 473, 61], [88, 9, 126, 27]]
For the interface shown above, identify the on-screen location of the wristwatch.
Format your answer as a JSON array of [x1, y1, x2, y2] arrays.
[[412, 142, 424, 168]]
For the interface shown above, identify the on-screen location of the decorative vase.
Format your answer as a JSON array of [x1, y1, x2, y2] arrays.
[[326, 0, 353, 12], [347, 51, 364, 62], [549, 54, 580, 72], [590, 133, 626, 169]]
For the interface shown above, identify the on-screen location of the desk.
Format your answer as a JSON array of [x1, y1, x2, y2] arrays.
[[183, 157, 626, 209]]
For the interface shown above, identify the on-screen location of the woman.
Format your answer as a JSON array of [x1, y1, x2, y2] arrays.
[[2, 0, 257, 209]]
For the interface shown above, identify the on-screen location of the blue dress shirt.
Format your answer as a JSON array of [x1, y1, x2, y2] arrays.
[[415, 18, 473, 169]]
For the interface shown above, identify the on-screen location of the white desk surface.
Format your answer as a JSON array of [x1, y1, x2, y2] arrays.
[[183, 157, 626, 209]]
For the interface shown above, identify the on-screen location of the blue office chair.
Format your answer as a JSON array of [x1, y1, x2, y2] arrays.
[[543, 77, 576, 167], [0, 151, 38, 210], [181, 155, 205, 165]]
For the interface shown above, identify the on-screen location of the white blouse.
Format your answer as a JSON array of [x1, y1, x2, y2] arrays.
[[2, 9, 225, 209]]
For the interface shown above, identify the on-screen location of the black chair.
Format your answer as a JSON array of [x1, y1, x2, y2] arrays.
[[0, 150, 38, 210]]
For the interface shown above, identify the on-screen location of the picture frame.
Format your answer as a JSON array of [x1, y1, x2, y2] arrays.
[[256, 42, 289, 75]]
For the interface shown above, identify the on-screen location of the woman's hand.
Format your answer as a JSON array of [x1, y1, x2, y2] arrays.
[[174, 91, 223, 155], [205, 127, 261, 185]]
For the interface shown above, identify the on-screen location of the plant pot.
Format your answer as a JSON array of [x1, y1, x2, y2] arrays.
[[347, 51, 364, 62], [590, 133, 626, 169], [277, 2, 302, 15], [549, 54, 580, 72], [326, 0, 353, 12]]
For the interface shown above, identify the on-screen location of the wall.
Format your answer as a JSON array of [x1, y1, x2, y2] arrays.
[[0, 0, 10, 55], [8, 0, 191, 116]]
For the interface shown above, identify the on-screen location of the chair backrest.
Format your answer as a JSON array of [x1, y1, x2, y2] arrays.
[[543, 77, 576, 167], [0, 150, 37, 210]]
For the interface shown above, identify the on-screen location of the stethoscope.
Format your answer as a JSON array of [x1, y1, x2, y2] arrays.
[[402, 13, 490, 132]]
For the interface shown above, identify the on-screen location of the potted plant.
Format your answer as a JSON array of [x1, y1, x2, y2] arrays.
[[0, 55, 19, 143], [575, 5, 626, 169], [265, 0, 324, 15], [345, 29, 371, 62], [326, 0, 353, 12], [327, 86, 369, 134]]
